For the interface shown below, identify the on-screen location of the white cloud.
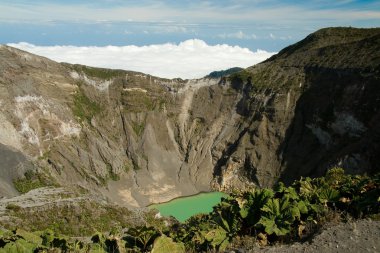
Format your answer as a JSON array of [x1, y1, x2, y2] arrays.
[[279, 35, 292, 40], [218, 30, 257, 40], [0, 2, 379, 25], [8, 40, 276, 79], [151, 25, 190, 34]]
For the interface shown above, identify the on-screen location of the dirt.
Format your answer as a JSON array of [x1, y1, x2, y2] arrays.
[[242, 219, 380, 253], [0, 187, 88, 220], [0, 143, 33, 198], [0, 28, 379, 209]]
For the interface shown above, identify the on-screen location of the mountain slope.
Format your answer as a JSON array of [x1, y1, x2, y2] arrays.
[[214, 27, 380, 188], [0, 27, 379, 207], [0, 45, 242, 206]]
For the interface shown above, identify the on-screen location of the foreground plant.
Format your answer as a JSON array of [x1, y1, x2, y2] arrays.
[[1, 168, 378, 252]]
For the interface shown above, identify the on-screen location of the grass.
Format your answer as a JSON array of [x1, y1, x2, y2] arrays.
[[13, 178, 45, 194], [123, 93, 155, 112], [6, 203, 22, 212], [2, 169, 379, 252], [228, 70, 253, 84], [124, 163, 131, 173], [228, 65, 301, 95], [106, 164, 120, 181], [206, 67, 244, 78], [131, 121, 145, 136], [193, 117, 206, 134], [122, 90, 170, 113], [13, 170, 52, 194], [3, 201, 136, 237], [223, 87, 237, 96], [72, 90, 102, 124], [67, 64, 125, 80]]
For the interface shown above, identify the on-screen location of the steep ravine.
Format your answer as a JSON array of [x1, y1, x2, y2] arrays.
[[0, 27, 379, 208], [0, 46, 243, 206], [213, 27, 380, 190]]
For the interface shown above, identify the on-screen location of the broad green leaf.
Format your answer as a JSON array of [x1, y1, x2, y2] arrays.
[[152, 235, 185, 253], [290, 206, 301, 219], [2, 239, 37, 253], [297, 200, 308, 214], [205, 228, 227, 246], [191, 231, 205, 245], [239, 206, 249, 218], [219, 238, 230, 251], [15, 229, 42, 245], [258, 217, 276, 235], [240, 188, 274, 226], [318, 188, 340, 203], [41, 229, 56, 247], [258, 198, 294, 236], [89, 243, 107, 253]]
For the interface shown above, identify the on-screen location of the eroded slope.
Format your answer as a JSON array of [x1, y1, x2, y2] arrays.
[[0, 27, 379, 208]]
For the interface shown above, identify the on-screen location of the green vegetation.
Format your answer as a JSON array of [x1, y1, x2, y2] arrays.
[[124, 164, 131, 173], [228, 69, 253, 84], [2, 168, 379, 252], [67, 64, 125, 80], [72, 90, 102, 124], [151, 235, 185, 253], [193, 117, 206, 134], [206, 67, 244, 78], [121, 83, 169, 113], [0, 228, 98, 253], [132, 121, 145, 136], [6, 203, 21, 212], [0, 226, 182, 253], [13, 170, 52, 194], [124, 226, 160, 251], [106, 164, 120, 181], [274, 27, 380, 61], [227, 65, 302, 94], [3, 201, 136, 237], [0, 229, 43, 253], [122, 92, 159, 112], [223, 87, 237, 96]]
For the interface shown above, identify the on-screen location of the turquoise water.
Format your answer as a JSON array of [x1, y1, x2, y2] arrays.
[[149, 192, 227, 222]]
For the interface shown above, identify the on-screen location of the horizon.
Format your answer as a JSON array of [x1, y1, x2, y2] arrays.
[[7, 40, 277, 79], [1, 0, 379, 78], [1, 0, 379, 51]]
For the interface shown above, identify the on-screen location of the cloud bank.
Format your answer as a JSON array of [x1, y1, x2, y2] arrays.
[[8, 40, 276, 79]]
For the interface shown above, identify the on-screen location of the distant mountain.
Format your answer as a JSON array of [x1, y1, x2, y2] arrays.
[[205, 67, 243, 78]]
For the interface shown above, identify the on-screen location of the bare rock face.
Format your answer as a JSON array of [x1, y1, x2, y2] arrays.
[[0, 45, 242, 206], [213, 27, 380, 188], [0, 27, 379, 207], [0, 143, 33, 197]]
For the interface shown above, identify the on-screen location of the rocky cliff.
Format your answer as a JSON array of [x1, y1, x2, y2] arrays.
[[0, 27, 379, 207], [214, 27, 380, 189]]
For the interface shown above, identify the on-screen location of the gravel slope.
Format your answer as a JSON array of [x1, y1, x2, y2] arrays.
[[247, 219, 380, 253]]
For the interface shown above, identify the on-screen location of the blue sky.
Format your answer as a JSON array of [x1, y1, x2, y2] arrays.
[[1, 0, 379, 51]]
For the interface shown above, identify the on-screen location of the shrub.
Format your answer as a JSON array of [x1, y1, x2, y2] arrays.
[[13, 170, 51, 194], [6, 203, 21, 212], [72, 90, 102, 124], [3, 168, 379, 252]]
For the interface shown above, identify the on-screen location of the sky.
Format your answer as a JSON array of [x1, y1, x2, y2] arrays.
[[1, 0, 380, 78]]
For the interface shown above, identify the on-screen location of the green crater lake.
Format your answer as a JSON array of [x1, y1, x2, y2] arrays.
[[149, 192, 227, 222]]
